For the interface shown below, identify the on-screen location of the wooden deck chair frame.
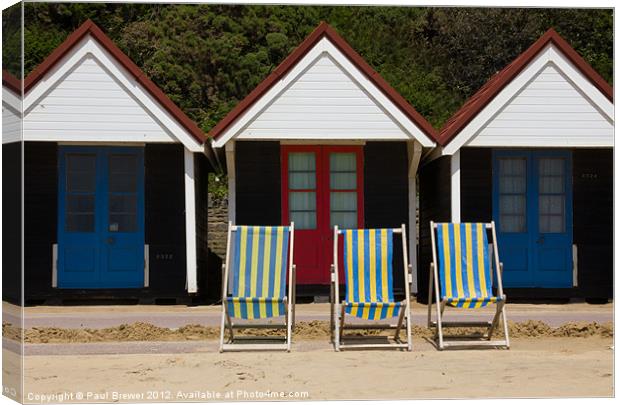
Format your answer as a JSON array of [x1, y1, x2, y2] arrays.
[[428, 221, 510, 350], [219, 222, 296, 352], [330, 224, 413, 351]]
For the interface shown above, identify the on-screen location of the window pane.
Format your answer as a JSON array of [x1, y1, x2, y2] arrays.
[[539, 195, 564, 215], [330, 153, 356, 189], [67, 154, 96, 172], [110, 195, 137, 214], [289, 172, 315, 190], [66, 213, 94, 232], [500, 215, 525, 233], [109, 214, 137, 232], [330, 192, 357, 211], [288, 152, 316, 190], [539, 158, 564, 176], [109, 154, 137, 173], [500, 195, 525, 215], [500, 158, 526, 176], [331, 212, 357, 229], [330, 192, 357, 229], [288, 152, 315, 171], [289, 192, 316, 230], [330, 153, 355, 171], [499, 176, 525, 194], [538, 158, 566, 233], [67, 195, 94, 213], [498, 157, 527, 233], [109, 154, 138, 193], [539, 177, 564, 194], [290, 212, 316, 230], [66, 154, 96, 192], [330, 172, 356, 190], [290, 192, 316, 211]]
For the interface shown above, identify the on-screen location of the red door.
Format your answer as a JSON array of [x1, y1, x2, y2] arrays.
[[281, 145, 363, 285]]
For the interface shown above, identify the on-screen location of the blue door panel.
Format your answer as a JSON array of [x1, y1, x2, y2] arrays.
[[493, 150, 572, 288], [57, 146, 144, 289]]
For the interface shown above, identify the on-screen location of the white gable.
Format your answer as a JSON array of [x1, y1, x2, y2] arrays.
[[23, 35, 203, 151], [444, 44, 614, 155], [239, 53, 411, 139], [213, 37, 435, 147], [2, 86, 21, 144]]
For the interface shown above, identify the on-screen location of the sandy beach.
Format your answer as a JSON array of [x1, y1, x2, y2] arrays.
[[3, 301, 614, 401], [7, 337, 612, 401]]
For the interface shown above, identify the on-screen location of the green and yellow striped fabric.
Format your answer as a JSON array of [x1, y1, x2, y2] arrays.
[[226, 226, 290, 320], [436, 223, 502, 308]]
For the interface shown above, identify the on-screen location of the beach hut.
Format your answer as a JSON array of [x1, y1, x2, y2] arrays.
[[3, 70, 23, 303], [419, 29, 613, 302], [210, 22, 437, 298], [10, 20, 218, 304]]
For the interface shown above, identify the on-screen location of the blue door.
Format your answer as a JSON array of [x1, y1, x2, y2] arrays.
[[493, 150, 572, 288], [58, 146, 144, 288]]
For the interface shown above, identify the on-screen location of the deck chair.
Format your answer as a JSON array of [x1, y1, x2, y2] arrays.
[[428, 221, 510, 350], [331, 224, 413, 351], [219, 222, 295, 352]]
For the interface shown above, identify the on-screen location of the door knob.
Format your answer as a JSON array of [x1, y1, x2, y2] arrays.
[[107, 237, 115, 244]]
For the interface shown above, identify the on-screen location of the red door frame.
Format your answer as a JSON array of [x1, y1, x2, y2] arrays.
[[281, 145, 364, 285]]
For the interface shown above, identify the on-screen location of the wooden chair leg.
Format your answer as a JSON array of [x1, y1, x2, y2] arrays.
[[394, 304, 406, 340], [427, 267, 434, 328], [488, 302, 503, 339], [501, 302, 510, 348], [339, 304, 346, 344], [330, 279, 335, 344]]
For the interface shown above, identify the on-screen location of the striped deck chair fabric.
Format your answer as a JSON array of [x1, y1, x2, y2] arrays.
[[436, 223, 502, 308], [226, 226, 290, 320], [342, 229, 402, 320]]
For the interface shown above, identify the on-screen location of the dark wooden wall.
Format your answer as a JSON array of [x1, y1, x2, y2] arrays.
[[460, 148, 493, 222], [364, 141, 409, 294], [417, 155, 451, 302], [235, 141, 281, 225], [572, 149, 613, 299], [2, 142, 22, 304], [144, 144, 187, 296], [23, 142, 58, 300]]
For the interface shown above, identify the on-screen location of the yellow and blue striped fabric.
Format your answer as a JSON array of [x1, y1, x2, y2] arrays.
[[226, 226, 289, 320], [436, 223, 501, 308], [342, 229, 402, 320]]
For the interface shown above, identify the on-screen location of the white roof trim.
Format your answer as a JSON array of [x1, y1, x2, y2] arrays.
[[3, 85, 21, 116], [23, 35, 203, 152], [442, 44, 614, 155], [212, 37, 435, 148], [2, 85, 23, 144]]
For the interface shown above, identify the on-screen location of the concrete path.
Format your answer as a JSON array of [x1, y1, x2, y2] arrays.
[[3, 301, 613, 329]]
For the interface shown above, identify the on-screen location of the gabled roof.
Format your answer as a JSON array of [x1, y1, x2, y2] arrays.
[[24, 19, 206, 145], [438, 28, 613, 147], [210, 21, 437, 143], [2, 69, 21, 94]]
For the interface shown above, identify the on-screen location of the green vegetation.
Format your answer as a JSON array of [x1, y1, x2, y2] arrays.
[[3, 4, 613, 131]]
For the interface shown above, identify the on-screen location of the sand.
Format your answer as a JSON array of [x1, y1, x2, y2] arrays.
[[9, 337, 612, 401], [3, 320, 614, 344]]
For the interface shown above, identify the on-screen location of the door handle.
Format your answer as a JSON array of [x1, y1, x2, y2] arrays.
[[107, 237, 115, 245], [536, 235, 545, 244]]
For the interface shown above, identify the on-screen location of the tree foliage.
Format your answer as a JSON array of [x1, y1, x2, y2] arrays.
[[3, 4, 613, 130]]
